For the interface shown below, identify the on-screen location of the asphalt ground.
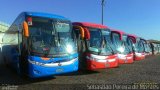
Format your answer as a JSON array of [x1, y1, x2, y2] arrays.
[[0, 55, 160, 90]]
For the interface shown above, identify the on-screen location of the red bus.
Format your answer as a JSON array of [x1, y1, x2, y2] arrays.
[[128, 35, 145, 60], [72, 22, 118, 70], [111, 30, 134, 64]]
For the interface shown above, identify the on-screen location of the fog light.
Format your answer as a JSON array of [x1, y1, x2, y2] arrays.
[[33, 69, 40, 74]]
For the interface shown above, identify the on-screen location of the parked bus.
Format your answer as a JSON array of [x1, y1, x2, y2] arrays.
[[128, 35, 145, 60], [2, 12, 79, 78], [72, 22, 118, 70], [111, 30, 134, 64], [140, 38, 152, 56]]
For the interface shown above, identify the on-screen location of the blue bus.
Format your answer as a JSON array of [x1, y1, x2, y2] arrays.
[[2, 12, 78, 78]]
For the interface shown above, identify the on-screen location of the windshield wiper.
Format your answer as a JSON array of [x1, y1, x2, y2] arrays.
[[57, 32, 61, 46], [98, 37, 104, 55]]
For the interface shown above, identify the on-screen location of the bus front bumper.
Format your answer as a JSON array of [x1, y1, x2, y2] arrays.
[[86, 54, 118, 70], [28, 57, 78, 78], [118, 54, 134, 64], [134, 53, 145, 61]]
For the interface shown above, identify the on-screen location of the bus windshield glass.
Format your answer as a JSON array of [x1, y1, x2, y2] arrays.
[[127, 37, 134, 52], [146, 43, 152, 52], [112, 33, 130, 54], [28, 17, 76, 57], [144, 43, 150, 52], [101, 30, 114, 55], [141, 40, 150, 53], [135, 38, 144, 53], [123, 35, 133, 53], [88, 28, 102, 53]]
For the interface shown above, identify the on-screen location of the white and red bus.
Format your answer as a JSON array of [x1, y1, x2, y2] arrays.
[[128, 35, 145, 60], [111, 30, 134, 64], [72, 22, 119, 70]]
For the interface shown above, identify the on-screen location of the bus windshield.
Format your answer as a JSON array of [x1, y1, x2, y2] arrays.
[[141, 40, 150, 53], [135, 38, 144, 53], [101, 30, 114, 55], [112, 33, 130, 54], [123, 35, 133, 53], [144, 43, 150, 52], [88, 28, 102, 53], [28, 17, 76, 57], [146, 43, 152, 52], [127, 37, 134, 52]]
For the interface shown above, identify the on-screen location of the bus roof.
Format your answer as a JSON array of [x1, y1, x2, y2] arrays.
[[110, 30, 126, 40], [127, 34, 137, 38], [111, 30, 125, 35], [127, 34, 137, 43], [140, 37, 147, 42], [23, 12, 69, 20], [72, 22, 108, 29]]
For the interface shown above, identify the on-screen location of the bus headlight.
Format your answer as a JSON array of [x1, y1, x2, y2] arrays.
[[66, 44, 73, 53], [135, 52, 142, 57], [86, 54, 106, 62]]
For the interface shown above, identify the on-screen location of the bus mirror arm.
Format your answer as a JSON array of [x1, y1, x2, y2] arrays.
[[23, 21, 29, 37]]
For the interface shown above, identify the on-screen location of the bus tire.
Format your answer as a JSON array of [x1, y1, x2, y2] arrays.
[[19, 54, 29, 79]]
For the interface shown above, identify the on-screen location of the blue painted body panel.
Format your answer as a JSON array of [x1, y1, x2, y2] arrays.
[[24, 12, 69, 20], [28, 53, 78, 63], [28, 53, 78, 78]]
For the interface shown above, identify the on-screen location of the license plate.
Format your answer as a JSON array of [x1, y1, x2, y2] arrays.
[[106, 63, 110, 67], [56, 68, 64, 72], [124, 57, 127, 63], [125, 59, 127, 63]]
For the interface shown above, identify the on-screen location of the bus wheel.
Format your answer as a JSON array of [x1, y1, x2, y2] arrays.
[[17, 59, 28, 79]]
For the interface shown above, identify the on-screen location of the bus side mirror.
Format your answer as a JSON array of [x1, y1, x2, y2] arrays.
[[73, 26, 85, 39], [84, 27, 90, 40], [23, 21, 29, 37]]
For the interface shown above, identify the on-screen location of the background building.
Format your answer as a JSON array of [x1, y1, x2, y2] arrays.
[[0, 21, 9, 43], [0, 21, 9, 64], [0, 21, 9, 45], [0, 21, 9, 32]]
